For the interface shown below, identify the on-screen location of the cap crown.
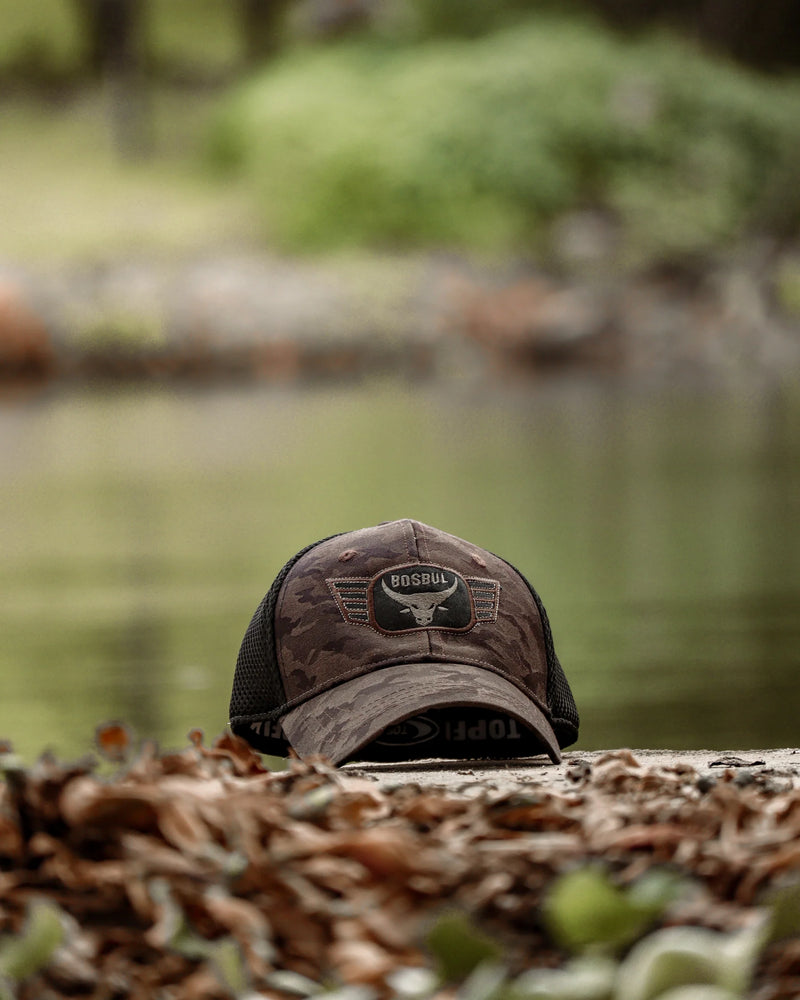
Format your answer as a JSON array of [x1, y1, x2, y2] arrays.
[[230, 520, 578, 757]]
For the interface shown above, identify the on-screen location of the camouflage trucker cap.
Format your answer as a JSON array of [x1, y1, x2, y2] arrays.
[[229, 519, 579, 765]]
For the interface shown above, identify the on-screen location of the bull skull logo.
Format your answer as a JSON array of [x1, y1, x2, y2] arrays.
[[381, 576, 459, 626], [327, 565, 498, 634]]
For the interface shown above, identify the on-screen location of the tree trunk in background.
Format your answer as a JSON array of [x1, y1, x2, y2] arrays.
[[696, 0, 800, 69], [237, 0, 294, 65], [73, 0, 152, 159], [584, 0, 800, 70]]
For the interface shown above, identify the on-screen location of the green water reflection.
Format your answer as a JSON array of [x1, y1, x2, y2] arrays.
[[1, 377, 798, 762]]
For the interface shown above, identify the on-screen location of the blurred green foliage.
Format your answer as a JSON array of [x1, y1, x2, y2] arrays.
[[543, 867, 685, 955], [2, 1, 798, 264], [419, 863, 800, 1000], [0, 901, 64, 988], [426, 910, 504, 981], [209, 15, 800, 262], [422, 866, 800, 1000]]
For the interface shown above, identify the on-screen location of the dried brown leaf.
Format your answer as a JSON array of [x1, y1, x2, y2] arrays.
[[157, 798, 215, 853], [330, 919, 398, 986], [397, 792, 472, 829], [121, 831, 206, 877], [202, 887, 271, 944], [209, 731, 270, 776], [178, 963, 231, 1000], [95, 720, 135, 763], [594, 822, 697, 853], [0, 811, 24, 860], [60, 776, 159, 831], [328, 788, 392, 828], [327, 826, 439, 879]]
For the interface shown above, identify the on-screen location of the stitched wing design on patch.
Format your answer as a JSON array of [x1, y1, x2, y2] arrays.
[[328, 574, 500, 629], [465, 577, 501, 623], [327, 577, 371, 625]]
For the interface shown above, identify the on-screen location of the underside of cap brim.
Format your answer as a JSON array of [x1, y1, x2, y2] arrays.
[[280, 661, 562, 765]]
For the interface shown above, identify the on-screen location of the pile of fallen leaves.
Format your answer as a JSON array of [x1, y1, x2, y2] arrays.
[[1, 732, 800, 1000]]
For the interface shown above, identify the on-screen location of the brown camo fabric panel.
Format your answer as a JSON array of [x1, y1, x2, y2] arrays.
[[274, 520, 550, 717]]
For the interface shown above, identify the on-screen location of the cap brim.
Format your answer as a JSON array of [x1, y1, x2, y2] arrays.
[[280, 661, 561, 765]]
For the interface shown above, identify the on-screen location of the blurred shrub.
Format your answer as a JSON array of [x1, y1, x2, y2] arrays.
[[209, 16, 800, 261]]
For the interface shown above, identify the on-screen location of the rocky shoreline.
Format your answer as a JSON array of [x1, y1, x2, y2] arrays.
[[2, 246, 800, 388]]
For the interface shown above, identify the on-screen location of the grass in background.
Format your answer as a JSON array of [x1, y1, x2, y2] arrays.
[[0, 90, 254, 263]]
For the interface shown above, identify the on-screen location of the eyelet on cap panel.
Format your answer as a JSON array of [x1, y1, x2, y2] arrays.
[[338, 549, 358, 562]]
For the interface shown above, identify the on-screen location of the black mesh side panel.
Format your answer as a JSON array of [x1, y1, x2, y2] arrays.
[[229, 533, 343, 753], [542, 648, 579, 748], [498, 557, 580, 748], [229, 593, 278, 718]]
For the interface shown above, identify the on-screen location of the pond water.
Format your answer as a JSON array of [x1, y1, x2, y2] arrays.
[[1, 376, 799, 763]]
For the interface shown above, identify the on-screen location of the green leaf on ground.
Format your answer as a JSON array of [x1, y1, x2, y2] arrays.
[[425, 910, 503, 982]]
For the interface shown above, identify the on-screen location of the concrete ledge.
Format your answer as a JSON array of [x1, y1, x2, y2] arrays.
[[344, 747, 800, 794]]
